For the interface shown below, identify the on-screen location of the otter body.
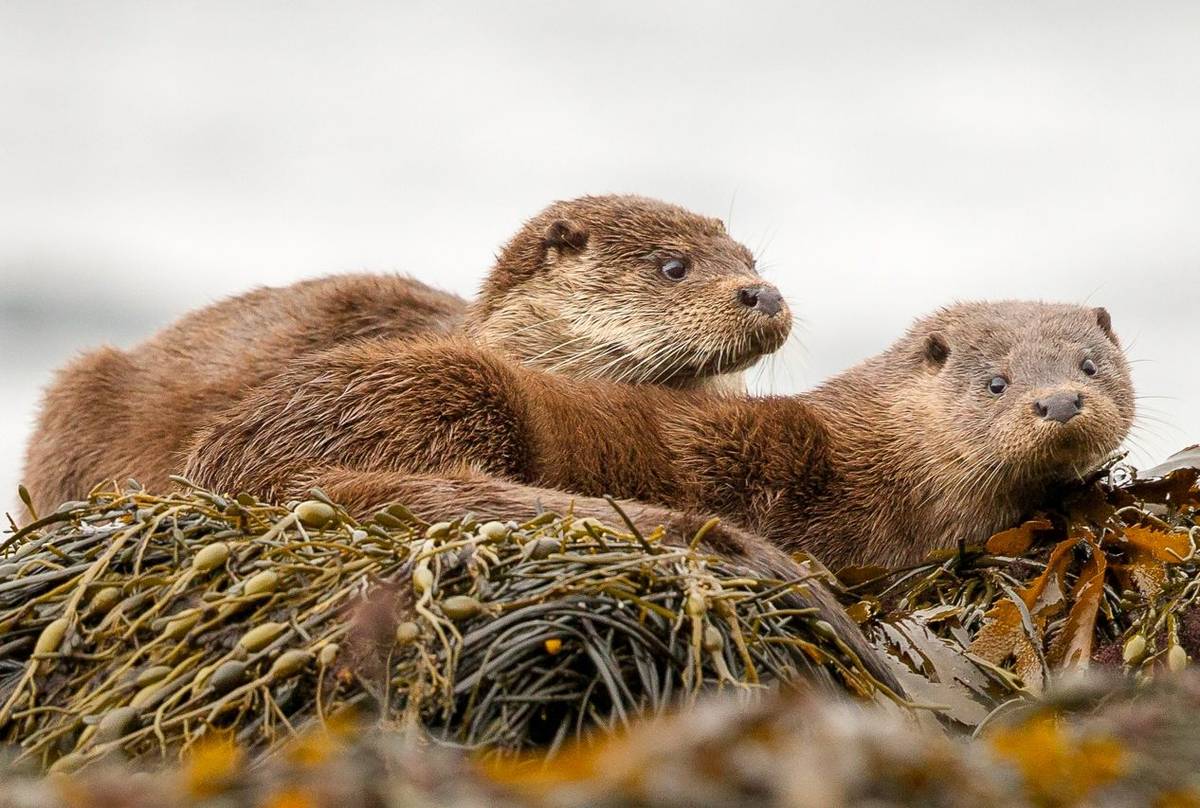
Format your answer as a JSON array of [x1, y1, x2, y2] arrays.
[[23, 275, 463, 515], [23, 195, 787, 514], [184, 301, 1134, 569], [794, 301, 1134, 565]]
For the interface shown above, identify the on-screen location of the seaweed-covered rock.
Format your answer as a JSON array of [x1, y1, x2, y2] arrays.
[[0, 485, 893, 771]]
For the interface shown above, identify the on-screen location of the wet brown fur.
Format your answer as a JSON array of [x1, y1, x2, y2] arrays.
[[22, 275, 463, 516], [22, 195, 786, 515], [183, 301, 1133, 571]]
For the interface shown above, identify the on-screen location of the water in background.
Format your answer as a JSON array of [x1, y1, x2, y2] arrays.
[[2, 1, 1198, 510]]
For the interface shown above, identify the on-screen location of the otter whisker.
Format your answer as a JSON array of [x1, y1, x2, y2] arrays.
[[641, 342, 693, 386], [1127, 421, 1177, 446], [748, 357, 770, 394], [1122, 429, 1162, 458], [636, 338, 700, 385], [752, 225, 778, 266], [759, 327, 808, 395], [546, 342, 625, 376], [608, 345, 660, 385], [585, 350, 640, 383], [1130, 411, 1182, 431], [498, 314, 572, 339], [523, 334, 596, 366]]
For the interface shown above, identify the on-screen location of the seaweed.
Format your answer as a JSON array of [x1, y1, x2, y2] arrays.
[[0, 481, 890, 771], [842, 455, 1200, 703]]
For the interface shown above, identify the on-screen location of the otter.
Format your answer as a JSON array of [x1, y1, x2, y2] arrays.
[[21, 195, 788, 516], [465, 195, 788, 388], [182, 301, 1134, 570]]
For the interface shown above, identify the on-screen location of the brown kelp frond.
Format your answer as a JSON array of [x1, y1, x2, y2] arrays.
[[842, 457, 1200, 702]]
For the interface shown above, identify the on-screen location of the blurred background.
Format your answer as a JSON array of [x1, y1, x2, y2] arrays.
[[2, 1, 1198, 507]]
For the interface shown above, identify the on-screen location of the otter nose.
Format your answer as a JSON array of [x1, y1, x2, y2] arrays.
[[1033, 392, 1084, 424], [737, 285, 784, 317]]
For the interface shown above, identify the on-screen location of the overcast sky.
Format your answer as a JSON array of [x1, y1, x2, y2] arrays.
[[2, 1, 1198, 509]]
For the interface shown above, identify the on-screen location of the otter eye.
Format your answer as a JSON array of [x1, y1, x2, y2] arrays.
[[660, 258, 688, 282], [988, 376, 1009, 395], [1081, 358, 1098, 376]]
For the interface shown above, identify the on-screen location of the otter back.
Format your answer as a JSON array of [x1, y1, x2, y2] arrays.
[[21, 195, 791, 515]]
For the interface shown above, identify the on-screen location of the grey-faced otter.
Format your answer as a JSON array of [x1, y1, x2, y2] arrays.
[[21, 195, 787, 516], [183, 301, 1134, 570], [699, 301, 1136, 567]]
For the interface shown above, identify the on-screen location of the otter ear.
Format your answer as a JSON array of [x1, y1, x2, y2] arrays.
[[1094, 307, 1118, 344], [543, 219, 589, 253], [923, 332, 950, 367]]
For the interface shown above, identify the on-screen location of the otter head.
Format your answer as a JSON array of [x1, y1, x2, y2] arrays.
[[906, 301, 1135, 494], [465, 194, 791, 389]]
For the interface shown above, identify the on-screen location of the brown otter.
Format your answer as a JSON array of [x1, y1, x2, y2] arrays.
[[182, 301, 1134, 570], [21, 195, 788, 516], [466, 195, 789, 388]]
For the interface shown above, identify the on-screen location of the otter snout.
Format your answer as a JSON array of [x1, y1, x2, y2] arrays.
[[1033, 391, 1084, 424], [737, 284, 785, 317]]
